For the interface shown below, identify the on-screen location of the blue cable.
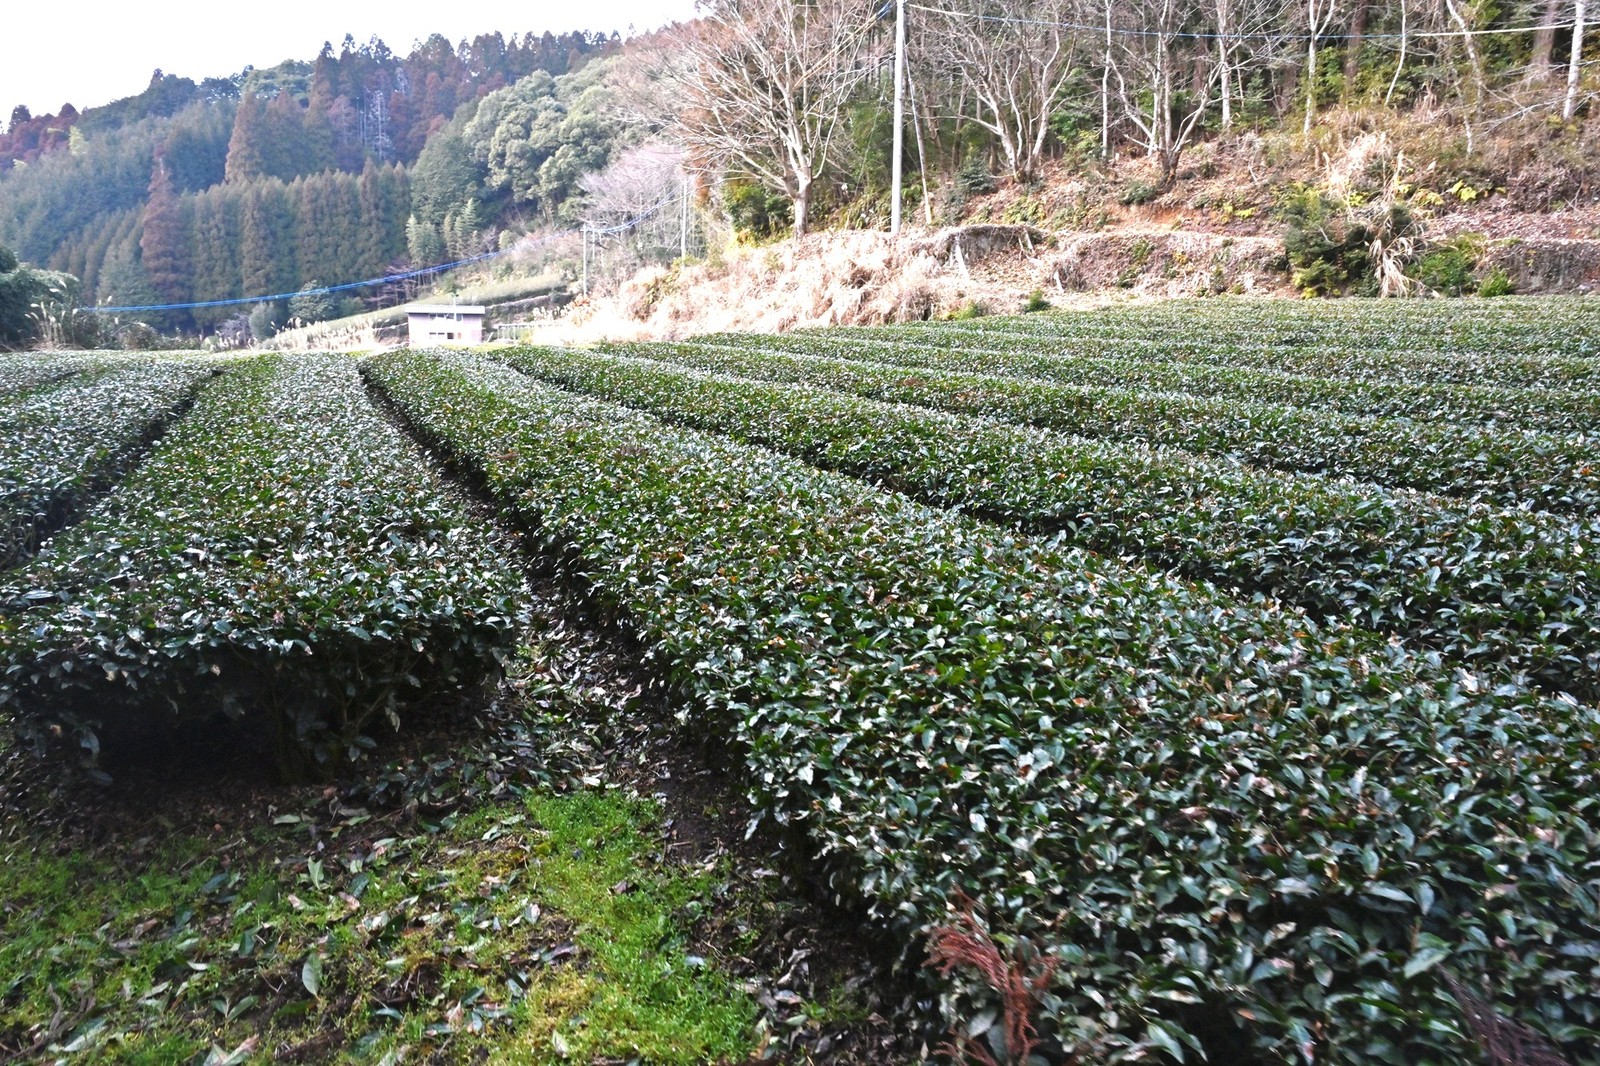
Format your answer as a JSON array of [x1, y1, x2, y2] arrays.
[[86, 194, 681, 315]]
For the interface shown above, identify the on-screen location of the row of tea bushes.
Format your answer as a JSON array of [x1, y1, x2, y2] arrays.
[[877, 296, 1600, 368], [369, 348, 1600, 1065], [499, 347, 1600, 704], [0, 354, 525, 776], [0, 356, 229, 568], [0, 352, 90, 401], [606, 340, 1600, 516], [900, 309, 1600, 390], [726, 330, 1600, 436]]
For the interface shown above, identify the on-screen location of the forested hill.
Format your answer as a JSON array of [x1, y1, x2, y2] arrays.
[[0, 30, 624, 332]]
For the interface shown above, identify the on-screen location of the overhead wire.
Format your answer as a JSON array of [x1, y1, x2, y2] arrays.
[[906, 1, 1579, 43], [85, 191, 685, 315]]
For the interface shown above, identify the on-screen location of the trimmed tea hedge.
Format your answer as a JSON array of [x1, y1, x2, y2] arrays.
[[0, 356, 227, 568], [711, 329, 1600, 437], [601, 340, 1600, 516], [0, 353, 89, 402], [0, 354, 525, 776], [499, 346, 1600, 703], [370, 348, 1600, 1066], [902, 303, 1600, 390]]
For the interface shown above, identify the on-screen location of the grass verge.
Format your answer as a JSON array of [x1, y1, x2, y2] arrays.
[[0, 584, 914, 1064]]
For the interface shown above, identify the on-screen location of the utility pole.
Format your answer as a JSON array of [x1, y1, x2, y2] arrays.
[[890, 0, 907, 237]]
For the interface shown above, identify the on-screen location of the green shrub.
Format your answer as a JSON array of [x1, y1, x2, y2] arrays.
[[1278, 185, 1416, 296], [1118, 179, 1160, 205], [1477, 265, 1514, 296], [947, 300, 988, 320], [955, 156, 996, 196], [1022, 290, 1051, 313], [1000, 197, 1046, 226], [723, 182, 791, 240], [1411, 234, 1484, 295]]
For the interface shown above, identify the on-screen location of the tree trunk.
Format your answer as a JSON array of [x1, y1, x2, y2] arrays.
[[1217, 0, 1233, 130], [1442, 0, 1487, 112], [1386, 0, 1409, 104], [1567, 0, 1589, 120], [1345, 0, 1369, 95], [908, 71, 934, 225], [1102, 0, 1114, 157], [1305, 36, 1318, 134], [1530, 0, 1562, 78], [792, 170, 812, 236]]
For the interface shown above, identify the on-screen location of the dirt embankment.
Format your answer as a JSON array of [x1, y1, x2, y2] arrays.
[[526, 224, 1295, 345], [528, 215, 1596, 347]]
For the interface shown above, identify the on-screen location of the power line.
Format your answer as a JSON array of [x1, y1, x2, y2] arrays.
[[90, 250, 508, 315], [86, 193, 685, 316], [907, 2, 1578, 43]]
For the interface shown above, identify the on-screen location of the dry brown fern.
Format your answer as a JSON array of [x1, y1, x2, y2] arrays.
[[926, 894, 1061, 1066]]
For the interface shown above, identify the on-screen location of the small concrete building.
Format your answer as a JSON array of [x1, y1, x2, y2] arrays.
[[405, 304, 486, 346]]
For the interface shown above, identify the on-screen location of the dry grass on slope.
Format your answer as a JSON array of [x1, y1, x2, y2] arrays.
[[530, 224, 1290, 345]]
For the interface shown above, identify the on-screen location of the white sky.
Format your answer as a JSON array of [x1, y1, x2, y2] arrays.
[[3, 1, 702, 117]]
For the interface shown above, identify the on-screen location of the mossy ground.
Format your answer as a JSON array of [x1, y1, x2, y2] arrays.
[[1, 755, 751, 1063], [0, 594, 916, 1064]]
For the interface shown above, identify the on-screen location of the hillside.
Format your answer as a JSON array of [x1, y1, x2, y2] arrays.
[[530, 129, 1600, 346], [0, 30, 628, 343]]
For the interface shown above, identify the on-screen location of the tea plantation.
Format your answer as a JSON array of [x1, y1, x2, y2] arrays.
[[2, 297, 1597, 1064]]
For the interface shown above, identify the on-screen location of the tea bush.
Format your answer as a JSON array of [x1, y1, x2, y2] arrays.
[[369, 348, 1600, 1065], [0, 355, 227, 568], [501, 346, 1600, 703], [0, 354, 525, 777]]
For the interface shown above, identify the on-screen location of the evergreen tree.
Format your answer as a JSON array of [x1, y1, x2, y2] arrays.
[[406, 213, 446, 266], [96, 237, 160, 324], [287, 280, 339, 324], [241, 181, 297, 298], [301, 97, 338, 176], [410, 110, 484, 225], [138, 157, 192, 327], [443, 198, 486, 259], [189, 187, 241, 329], [358, 160, 404, 278], [161, 100, 235, 192], [325, 173, 363, 284], [248, 300, 284, 340], [265, 93, 313, 179], [293, 172, 365, 288], [224, 93, 269, 184], [326, 95, 365, 171]]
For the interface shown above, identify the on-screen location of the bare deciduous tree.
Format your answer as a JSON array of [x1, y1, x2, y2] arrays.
[[1109, 0, 1274, 185], [925, 0, 1085, 184], [1304, 0, 1345, 133], [647, 0, 874, 235], [581, 140, 699, 276]]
